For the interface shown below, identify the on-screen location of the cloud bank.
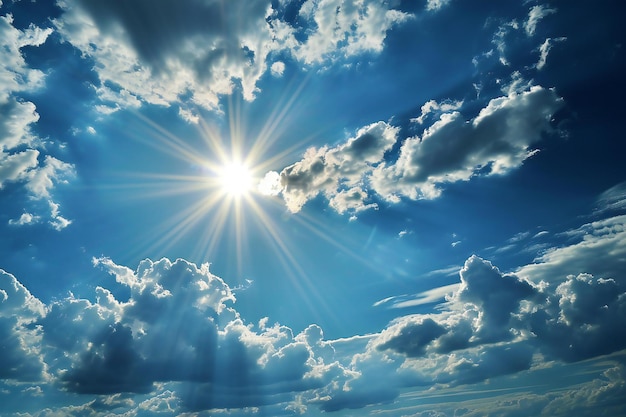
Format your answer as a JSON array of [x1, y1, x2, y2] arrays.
[[2, 212, 626, 415]]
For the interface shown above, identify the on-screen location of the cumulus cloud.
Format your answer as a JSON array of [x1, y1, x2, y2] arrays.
[[0, 10, 74, 228], [29, 257, 351, 411], [270, 61, 286, 77], [0, 269, 46, 382], [8, 212, 40, 226], [53, 0, 410, 114], [372, 86, 563, 201], [2, 229, 626, 415], [294, 0, 411, 65], [262, 121, 399, 213], [265, 85, 563, 214]]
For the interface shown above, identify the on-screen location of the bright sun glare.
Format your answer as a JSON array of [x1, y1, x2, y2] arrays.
[[219, 162, 253, 197]]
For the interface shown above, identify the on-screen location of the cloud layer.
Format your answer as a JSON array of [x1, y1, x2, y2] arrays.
[[2, 212, 625, 415]]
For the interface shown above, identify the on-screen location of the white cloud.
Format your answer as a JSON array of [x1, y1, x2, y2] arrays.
[[426, 0, 452, 12], [265, 85, 562, 214], [595, 181, 626, 214], [53, 0, 411, 115], [270, 61, 285, 77], [0, 269, 46, 382], [371, 85, 563, 203], [0, 14, 49, 102], [517, 214, 626, 286], [536, 37, 567, 70], [294, 0, 411, 65], [275, 121, 399, 213], [525, 5, 557, 37], [8, 212, 40, 226], [2, 235, 626, 414], [411, 98, 463, 125], [0, 11, 75, 229], [373, 283, 459, 309]]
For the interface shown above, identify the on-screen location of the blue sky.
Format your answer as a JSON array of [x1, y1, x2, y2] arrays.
[[1, 0, 626, 415]]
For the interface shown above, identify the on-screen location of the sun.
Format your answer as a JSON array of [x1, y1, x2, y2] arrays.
[[218, 162, 253, 197]]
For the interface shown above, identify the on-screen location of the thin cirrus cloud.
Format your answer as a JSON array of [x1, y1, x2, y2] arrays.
[[2, 210, 626, 414]]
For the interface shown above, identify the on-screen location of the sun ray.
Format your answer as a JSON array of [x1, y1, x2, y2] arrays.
[[98, 75, 376, 333]]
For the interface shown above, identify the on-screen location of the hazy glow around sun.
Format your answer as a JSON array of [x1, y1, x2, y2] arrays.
[[219, 162, 253, 197]]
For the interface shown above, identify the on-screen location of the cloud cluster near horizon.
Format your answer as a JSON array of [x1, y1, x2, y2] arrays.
[[2, 212, 626, 415]]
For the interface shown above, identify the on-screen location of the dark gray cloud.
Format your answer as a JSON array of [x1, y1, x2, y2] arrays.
[[376, 317, 446, 357]]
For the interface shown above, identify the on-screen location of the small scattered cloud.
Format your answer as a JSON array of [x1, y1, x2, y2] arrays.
[[525, 5, 557, 37], [536, 36, 567, 70], [374, 283, 459, 309], [0, 10, 74, 229], [411, 98, 463, 125], [270, 61, 285, 77], [426, 0, 452, 12], [8, 212, 40, 226]]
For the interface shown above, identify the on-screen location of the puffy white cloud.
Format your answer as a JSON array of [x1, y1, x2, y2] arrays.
[[1, 243, 626, 414], [294, 0, 411, 65], [53, 0, 411, 114], [270, 61, 286, 77], [8, 212, 40, 226], [265, 85, 562, 214], [426, 0, 452, 12], [31, 257, 349, 410], [0, 14, 49, 102], [0, 269, 46, 382], [269, 121, 398, 213], [411, 98, 464, 125], [372, 85, 563, 201], [528, 273, 626, 362], [0, 10, 74, 229]]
